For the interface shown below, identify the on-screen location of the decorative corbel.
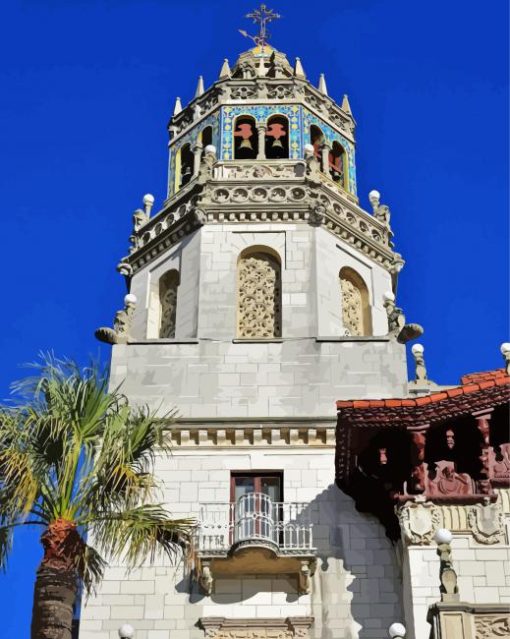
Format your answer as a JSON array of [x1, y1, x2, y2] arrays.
[[298, 560, 312, 595], [199, 560, 213, 596], [95, 294, 137, 345]]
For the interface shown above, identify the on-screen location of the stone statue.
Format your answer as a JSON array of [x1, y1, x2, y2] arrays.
[[95, 294, 137, 345]]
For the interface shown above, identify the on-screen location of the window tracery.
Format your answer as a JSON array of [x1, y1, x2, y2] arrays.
[[159, 270, 179, 338], [237, 250, 281, 338], [340, 267, 371, 336]]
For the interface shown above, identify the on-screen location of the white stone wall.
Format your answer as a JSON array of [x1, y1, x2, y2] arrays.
[[128, 223, 394, 342], [79, 446, 404, 639], [401, 494, 510, 639]]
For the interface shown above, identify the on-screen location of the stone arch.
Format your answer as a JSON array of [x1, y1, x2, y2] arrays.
[[339, 267, 372, 336], [237, 247, 282, 338], [265, 114, 289, 159], [329, 140, 346, 188], [233, 115, 257, 159], [159, 269, 180, 338]]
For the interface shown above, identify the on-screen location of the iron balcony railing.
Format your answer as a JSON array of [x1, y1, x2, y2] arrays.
[[197, 492, 314, 554]]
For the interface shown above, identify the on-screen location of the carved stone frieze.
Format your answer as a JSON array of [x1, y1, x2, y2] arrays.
[[468, 501, 504, 544], [199, 617, 314, 639], [398, 499, 441, 544], [475, 615, 510, 639]]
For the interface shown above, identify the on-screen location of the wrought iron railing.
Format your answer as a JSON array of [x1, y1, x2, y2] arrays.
[[197, 492, 314, 554]]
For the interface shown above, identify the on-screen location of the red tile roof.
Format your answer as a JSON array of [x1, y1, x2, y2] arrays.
[[336, 369, 510, 425]]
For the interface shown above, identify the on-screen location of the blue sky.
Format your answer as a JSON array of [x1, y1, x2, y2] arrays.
[[0, 0, 508, 635]]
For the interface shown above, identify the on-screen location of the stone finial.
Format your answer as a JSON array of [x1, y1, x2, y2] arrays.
[[195, 76, 205, 98], [219, 58, 231, 80], [500, 342, 510, 374], [341, 94, 353, 115], [318, 73, 328, 95], [173, 96, 182, 116], [143, 193, 154, 216], [95, 294, 137, 345], [434, 528, 459, 602], [368, 189, 381, 212], [294, 57, 306, 78], [388, 623, 406, 639], [411, 343, 427, 382]]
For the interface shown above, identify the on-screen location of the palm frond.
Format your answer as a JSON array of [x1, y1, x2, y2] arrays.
[[75, 543, 107, 596], [91, 504, 194, 567]]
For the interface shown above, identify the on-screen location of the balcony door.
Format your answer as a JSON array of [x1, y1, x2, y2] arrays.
[[230, 473, 283, 544]]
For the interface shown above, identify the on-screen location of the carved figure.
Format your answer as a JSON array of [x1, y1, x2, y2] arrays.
[[428, 461, 473, 497], [95, 294, 136, 345]]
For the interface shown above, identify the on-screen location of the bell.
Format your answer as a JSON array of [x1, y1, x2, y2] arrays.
[[239, 138, 253, 150], [271, 138, 284, 149]]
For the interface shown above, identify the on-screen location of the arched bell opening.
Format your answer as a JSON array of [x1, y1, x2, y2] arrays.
[[329, 141, 346, 187], [178, 143, 193, 189], [310, 125, 324, 160], [200, 126, 213, 159], [234, 116, 257, 160], [265, 115, 289, 159]]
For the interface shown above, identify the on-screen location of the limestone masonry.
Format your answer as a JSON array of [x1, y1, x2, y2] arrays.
[[84, 13, 510, 639]]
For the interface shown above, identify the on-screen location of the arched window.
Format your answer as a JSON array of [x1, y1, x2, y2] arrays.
[[159, 270, 179, 338], [234, 116, 257, 159], [177, 144, 193, 190], [237, 248, 282, 338], [265, 115, 289, 159], [310, 125, 324, 160], [339, 267, 372, 336], [200, 126, 213, 159], [329, 141, 346, 187]]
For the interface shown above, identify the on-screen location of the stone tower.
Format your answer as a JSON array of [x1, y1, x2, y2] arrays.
[[82, 13, 510, 639]]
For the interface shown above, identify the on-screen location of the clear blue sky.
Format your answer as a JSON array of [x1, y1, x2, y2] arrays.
[[0, 0, 508, 635]]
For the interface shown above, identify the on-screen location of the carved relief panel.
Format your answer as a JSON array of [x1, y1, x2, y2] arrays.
[[237, 251, 282, 338]]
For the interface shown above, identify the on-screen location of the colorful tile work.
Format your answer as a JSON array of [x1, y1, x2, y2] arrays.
[[303, 110, 357, 195], [221, 105, 302, 160], [168, 112, 220, 196]]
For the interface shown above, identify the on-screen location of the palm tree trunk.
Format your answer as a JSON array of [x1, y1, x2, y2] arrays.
[[31, 519, 82, 639]]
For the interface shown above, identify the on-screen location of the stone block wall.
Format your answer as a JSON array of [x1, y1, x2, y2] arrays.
[[79, 446, 404, 639]]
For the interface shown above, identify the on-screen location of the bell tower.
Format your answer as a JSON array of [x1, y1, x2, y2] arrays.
[[97, 25, 421, 418]]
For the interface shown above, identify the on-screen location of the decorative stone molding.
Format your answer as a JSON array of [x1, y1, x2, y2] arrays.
[[467, 501, 504, 544], [199, 617, 314, 639], [169, 423, 336, 448], [398, 499, 441, 545]]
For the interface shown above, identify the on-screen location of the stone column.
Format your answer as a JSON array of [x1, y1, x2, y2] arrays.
[[192, 142, 203, 177], [257, 124, 266, 160], [321, 143, 331, 175], [473, 409, 493, 492]]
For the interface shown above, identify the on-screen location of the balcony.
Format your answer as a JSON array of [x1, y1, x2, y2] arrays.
[[195, 493, 317, 595]]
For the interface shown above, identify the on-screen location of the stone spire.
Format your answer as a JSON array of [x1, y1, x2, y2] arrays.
[[173, 96, 182, 115], [318, 73, 328, 95], [195, 76, 205, 98], [342, 94, 352, 115], [294, 57, 306, 78], [219, 58, 231, 80]]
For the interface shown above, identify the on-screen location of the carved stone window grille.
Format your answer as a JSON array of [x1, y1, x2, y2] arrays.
[[237, 250, 282, 338], [159, 270, 179, 338], [340, 267, 371, 336]]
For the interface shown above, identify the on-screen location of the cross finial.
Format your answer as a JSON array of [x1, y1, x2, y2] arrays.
[[239, 4, 281, 49]]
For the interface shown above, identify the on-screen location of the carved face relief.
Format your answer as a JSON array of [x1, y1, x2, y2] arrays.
[[238, 252, 281, 339]]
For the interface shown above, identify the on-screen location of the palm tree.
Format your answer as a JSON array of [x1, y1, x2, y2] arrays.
[[0, 355, 193, 639]]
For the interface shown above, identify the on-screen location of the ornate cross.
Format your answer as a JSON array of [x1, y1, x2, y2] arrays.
[[239, 4, 281, 48]]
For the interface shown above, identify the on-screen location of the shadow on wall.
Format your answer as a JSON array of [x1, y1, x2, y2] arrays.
[[176, 484, 404, 639]]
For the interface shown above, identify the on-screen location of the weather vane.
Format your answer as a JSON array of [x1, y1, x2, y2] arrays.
[[239, 4, 281, 49]]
